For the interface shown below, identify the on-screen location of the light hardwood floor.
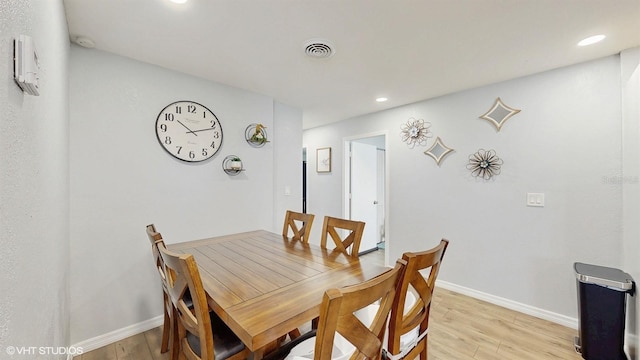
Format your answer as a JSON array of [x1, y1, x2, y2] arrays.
[[74, 249, 582, 360]]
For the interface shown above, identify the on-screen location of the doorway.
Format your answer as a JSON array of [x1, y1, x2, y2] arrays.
[[302, 147, 307, 213], [344, 133, 387, 263]]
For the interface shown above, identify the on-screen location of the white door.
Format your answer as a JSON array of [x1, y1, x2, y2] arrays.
[[376, 149, 385, 244], [350, 142, 378, 253]]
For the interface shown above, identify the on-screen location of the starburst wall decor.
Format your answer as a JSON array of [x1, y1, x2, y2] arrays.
[[400, 118, 432, 148], [467, 149, 503, 179]]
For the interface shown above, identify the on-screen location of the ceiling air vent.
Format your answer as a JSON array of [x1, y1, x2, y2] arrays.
[[303, 39, 335, 58]]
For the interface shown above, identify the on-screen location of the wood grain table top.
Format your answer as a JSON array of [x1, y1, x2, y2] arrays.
[[168, 230, 388, 352]]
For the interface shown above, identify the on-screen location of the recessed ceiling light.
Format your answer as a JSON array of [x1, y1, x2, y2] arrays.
[[578, 35, 606, 47], [376, 97, 388, 102], [169, 0, 188, 4]]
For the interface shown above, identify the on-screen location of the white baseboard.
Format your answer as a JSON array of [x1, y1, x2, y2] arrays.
[[436, 280, 579, 329], [71, 315, 164, 354]]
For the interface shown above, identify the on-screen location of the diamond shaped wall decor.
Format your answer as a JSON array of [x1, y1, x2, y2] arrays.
[[424, 137, 454, 166], [479, 97, 521, 131]]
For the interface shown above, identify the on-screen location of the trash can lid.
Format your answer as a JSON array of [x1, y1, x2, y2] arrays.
[[574, 262, 634, 291]]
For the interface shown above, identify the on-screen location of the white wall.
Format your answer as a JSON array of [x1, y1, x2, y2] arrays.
[[621, 47, 640, 358], [303, 125, 346, 228], [0, 1, 70, 358], [273, 102, 304, 225], [69, 47, 302, 344], [304, 55, 627, 324]]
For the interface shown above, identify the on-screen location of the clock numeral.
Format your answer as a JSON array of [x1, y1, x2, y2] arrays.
[[165, 113, 174, 121], [159, 124, 167, 132], [202, 148, 208, 157], [203, 111, 207, 118], [164, 136, 172, 145], [213, 131, 220, 139], [210, 122, 216, 129], [210, 141, 216, 149], [175, 106, 182, 114], [176, 146, 182, 154], [187, 105, 197, 113], [189, 151, 196, 159]]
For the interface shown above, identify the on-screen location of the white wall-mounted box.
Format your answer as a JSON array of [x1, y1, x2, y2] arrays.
[[527, 192, 545, 207], [13, 35, 40, 96]]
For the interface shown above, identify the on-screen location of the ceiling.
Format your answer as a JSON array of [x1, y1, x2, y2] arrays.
[[63, 0, 640, 129]]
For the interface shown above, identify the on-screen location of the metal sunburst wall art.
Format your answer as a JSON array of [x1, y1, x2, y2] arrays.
[[400, 117, 432, 148], [479, 97, 521, 131], [467, 149, 503, 180]]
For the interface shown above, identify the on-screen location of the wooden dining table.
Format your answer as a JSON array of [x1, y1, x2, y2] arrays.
[[168, 229, 388, 356]]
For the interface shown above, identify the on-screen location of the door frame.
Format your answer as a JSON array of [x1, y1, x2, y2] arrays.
[[343, 130, 389, 266]]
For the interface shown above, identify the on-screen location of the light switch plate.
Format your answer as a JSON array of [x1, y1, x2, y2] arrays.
[[527, 193, 544, 207], [14, 35, 40, 96]]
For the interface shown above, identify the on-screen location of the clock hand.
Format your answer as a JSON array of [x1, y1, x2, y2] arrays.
[[177, 120, 198, 136], [189, 128, 216, 134]]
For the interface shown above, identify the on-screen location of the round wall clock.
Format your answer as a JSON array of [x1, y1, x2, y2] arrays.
[[155, 100, 223, 162]]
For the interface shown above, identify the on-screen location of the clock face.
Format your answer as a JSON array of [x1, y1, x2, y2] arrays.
[[155, 101, 223, 162]]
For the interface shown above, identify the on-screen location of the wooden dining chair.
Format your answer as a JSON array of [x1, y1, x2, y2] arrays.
[[158, 245, 251, 360], [146, 224, 173, 356], [385, 239, 449, 360], [282, 210, 315, 242], [266, 259, 407, 360], [320, 216, 365, 259]]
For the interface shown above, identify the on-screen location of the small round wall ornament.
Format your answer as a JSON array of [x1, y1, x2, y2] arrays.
[[245, 123, 269, 147], [467, 149, 503, 179], [400, 117, 432, 148]]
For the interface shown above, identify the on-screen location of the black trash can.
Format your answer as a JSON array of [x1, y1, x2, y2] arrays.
[[574, 262, 634, 360]]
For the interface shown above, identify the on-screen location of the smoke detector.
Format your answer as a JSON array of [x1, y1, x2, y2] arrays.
[[303, 38, 335, 58], [74, 36, 95, 49]]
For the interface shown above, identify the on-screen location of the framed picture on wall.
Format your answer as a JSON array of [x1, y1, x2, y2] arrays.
[[316, 147, 332, 173]]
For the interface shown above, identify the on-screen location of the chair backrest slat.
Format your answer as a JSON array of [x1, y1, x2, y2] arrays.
[[158, 245, 214, 360], [387, 239, 449, 360], [320, 216, 365, 259], [314, 259, 407, 360], [146, 224, 165, 277], [282, 210, 315, 243]]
